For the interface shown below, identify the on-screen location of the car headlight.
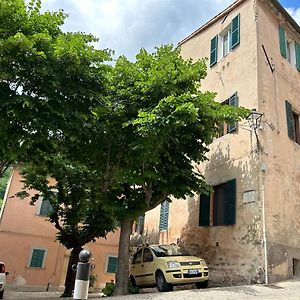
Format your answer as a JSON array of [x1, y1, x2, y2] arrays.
[[200, 259, 206, 266], [167, 261, 181, 268]]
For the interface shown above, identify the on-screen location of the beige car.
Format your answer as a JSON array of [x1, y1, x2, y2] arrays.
[[130, 244, 209, 292]]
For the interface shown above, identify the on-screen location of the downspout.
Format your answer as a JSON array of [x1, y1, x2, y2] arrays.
[[260, 164, 268, 284], [0, 169, 14, 223]]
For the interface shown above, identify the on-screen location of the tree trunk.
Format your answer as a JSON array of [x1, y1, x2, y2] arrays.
[[60, 247, 82, 298], [113, 218, 134, 296]]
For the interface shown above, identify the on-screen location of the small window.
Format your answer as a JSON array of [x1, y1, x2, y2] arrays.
[[222, 29, 230, 57], [286, 100, 300, 144], [106, 256, 118, 273], [159, 201, 169, 231], [143, 248, 153, 262], [0, 263, 5, 273], [132, 249, 143, 264], [217, 93, 238, 138], [29, 248, 46, 268], [38, 197, 53, 216]]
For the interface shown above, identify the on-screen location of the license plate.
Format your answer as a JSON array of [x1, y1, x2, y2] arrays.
[[188, 269, 199, 275]]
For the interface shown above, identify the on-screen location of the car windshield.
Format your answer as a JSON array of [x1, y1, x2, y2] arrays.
[[150, 245, 191, 257]]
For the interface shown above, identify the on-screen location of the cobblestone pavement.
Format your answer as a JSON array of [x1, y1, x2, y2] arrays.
[[4, 279, 300, 299]]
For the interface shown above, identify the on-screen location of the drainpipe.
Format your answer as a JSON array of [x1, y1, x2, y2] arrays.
[[260, 165, 268, 284]]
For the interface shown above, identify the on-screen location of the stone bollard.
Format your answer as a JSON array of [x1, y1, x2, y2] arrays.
[[73, 250, 92, 300]]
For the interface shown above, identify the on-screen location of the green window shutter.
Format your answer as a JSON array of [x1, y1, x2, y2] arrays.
[[210, 35, 218, 67], [159, 201, 169, 231], [107, 257, 118, 273], [225, 179, 236, 225], [286, 100, 295, 140], [228, 92, 238, 133], [295, 42, 300, 71], [30, 249, 45, 268], [199, 193, 210, 227], [279, 26, 287, 58], [231, 14, 240, 49], [39, 198, 52, 216]]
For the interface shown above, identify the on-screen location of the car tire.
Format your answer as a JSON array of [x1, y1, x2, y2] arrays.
[[156, 271, 173, 292], [0, 290, 4, 299], [196, 280, 209, 289]]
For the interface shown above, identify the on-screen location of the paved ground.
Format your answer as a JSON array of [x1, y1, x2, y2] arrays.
[[4, 279, 300, 299]]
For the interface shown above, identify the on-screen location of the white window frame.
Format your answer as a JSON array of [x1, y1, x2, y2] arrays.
[[286, 39, 296, 66], [27, 247, 47, 268], [222, 29, 231, 57], [105, 255, 118, 274]]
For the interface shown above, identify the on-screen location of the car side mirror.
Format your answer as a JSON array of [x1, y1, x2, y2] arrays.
[[5, 271, 9, 276]]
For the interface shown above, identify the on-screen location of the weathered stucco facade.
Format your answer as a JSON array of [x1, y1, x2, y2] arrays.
[[143, 0, 300, 286], [0, 170, 120, 289]]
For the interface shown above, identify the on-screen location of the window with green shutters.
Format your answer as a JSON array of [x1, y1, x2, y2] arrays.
[[29, 249, 46, 268], [159, 201, 169, 231], [39, 197, 53, 216], [217, 92, 238, 137], [107, 256, 118, 273], [295, 42, 300, 71], [199, 179, 236, 227], [210, 14, 240, 67], [286, 100, 300, 144]]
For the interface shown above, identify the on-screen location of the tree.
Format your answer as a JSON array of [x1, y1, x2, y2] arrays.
[[18, 157, 117, 297], [72, 45, 249, 295], [0, 0, 111, 175]]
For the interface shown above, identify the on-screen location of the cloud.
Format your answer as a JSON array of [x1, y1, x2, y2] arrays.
[[41, 0, 233, 60]]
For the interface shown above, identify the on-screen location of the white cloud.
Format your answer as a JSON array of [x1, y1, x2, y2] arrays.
[[41, 0, 233, 60]]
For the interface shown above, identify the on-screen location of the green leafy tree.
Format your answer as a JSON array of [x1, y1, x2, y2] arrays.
[[18, 158, 117, 297], [66, 45, 249, 295], [0, 0, 111, 175]]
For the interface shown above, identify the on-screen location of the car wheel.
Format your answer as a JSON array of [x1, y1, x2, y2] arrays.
[[196, 280, 209, 289], [156, 271, 173, 292], [0, 290, 4, 299]]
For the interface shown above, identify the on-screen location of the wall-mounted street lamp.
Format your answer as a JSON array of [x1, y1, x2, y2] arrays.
[[247, 109, 263, 131]]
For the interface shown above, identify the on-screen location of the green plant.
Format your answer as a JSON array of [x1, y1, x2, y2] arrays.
[[101, 280, 139, 296]]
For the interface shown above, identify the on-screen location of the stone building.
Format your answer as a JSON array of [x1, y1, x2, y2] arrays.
[[143, 0, 300, 285], [0, 170, 120, 290]]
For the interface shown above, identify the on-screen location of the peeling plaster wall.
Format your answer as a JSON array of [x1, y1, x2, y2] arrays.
[[257, 0, 300, 283]]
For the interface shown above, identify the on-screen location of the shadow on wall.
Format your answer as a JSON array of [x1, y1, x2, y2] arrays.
[[179, 143, 265, 285]]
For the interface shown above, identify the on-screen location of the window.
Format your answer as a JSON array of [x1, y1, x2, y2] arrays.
[[29, 248, 46, 268], [106, 256, 118, 273], [38, 197, 53, 216], [222, 29, 230, 57], [199, 179, 236, 227], [217, 93, 238, 137], [279, 25, 300, 70], [210, 14, 240, 66], [286, 100, 300, 144], [159, 201, 169, 231], [132, 249, 142, 264], [143, 248, 153, 262]]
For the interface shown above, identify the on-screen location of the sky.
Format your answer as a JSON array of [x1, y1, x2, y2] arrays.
[[39, 0, 300, 61]]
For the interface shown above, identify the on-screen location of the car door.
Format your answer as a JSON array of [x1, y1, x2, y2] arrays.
[[141, 247, 156, 285], [130, 249, 143, 286]]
